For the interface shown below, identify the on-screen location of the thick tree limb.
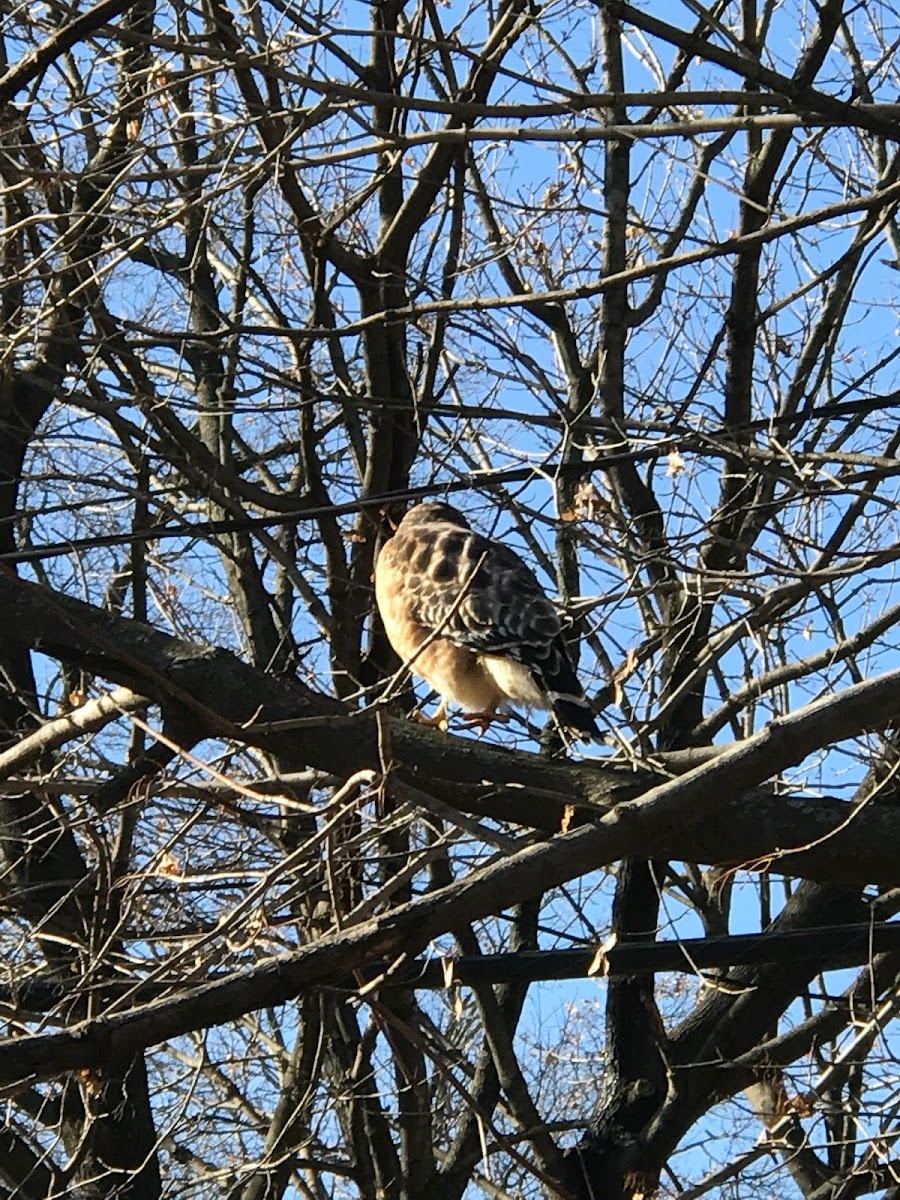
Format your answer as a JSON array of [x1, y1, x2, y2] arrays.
[[6, 920, 900, 1010], [4, 570, 900, 884]]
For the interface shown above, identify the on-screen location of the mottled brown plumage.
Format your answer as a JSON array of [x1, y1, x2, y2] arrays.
[[375, 502, 598, 739]]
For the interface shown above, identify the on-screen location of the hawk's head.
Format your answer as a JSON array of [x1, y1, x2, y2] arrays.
[[397, 502, 470, 531]]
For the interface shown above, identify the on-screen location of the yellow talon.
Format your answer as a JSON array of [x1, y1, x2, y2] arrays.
[[412, 699, 449, 731]]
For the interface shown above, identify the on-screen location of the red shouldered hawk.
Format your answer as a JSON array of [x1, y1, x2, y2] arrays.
[[375, 502, 598, 740]]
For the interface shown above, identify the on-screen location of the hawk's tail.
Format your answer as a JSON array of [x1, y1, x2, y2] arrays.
[[548, 691, 599, 741], [535, 639, 599, 741]]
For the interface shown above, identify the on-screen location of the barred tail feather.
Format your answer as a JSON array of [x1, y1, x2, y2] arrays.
[[536, 639, 599, 741], [549, 691, 599, 740]]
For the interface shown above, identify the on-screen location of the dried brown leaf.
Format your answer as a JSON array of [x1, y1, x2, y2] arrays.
[[588, 933, 617, 977]]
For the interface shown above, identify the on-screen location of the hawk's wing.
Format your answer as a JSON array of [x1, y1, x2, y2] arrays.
[[409, 524, 561, 658]]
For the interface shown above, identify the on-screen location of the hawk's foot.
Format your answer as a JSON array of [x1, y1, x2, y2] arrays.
[[459, 710, 511, 736], [412, 700, 449, 732]]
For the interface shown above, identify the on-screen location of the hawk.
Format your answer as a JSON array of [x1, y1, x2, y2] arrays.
[[375, 501, 598, 740]]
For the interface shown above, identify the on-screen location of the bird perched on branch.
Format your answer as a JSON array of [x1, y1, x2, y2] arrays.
[[375, 501, 598, 740]]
